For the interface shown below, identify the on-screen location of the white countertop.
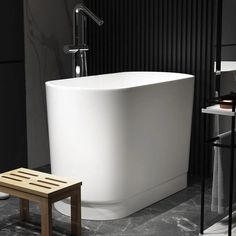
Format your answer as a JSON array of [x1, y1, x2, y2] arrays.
[[214, 61, 236, 73], [202, 104, 235, 116]]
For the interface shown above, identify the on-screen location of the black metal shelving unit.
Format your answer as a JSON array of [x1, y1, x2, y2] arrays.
[[200, 0, 236, 235], [200, 94, 236, 236]]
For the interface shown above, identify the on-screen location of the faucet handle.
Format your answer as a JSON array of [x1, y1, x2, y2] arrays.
[[64, 44, 89, 54]]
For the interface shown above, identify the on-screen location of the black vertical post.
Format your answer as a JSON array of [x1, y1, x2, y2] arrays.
[[215, 0, 222, 95], [200, 113, 207, 234], [228, 97, 235, 236]]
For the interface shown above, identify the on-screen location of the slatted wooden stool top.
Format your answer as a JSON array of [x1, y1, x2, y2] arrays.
[[0, 168, 81, 198], [0, 168, 82, 236]]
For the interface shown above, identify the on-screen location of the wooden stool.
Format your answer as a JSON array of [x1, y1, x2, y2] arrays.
[[0, 168, 82, 236]]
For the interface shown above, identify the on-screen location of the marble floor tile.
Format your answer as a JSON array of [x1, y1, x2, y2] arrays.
[[0, 167, 225, 235], [0, 180, 222, 236], [204, 211, 236, 235]]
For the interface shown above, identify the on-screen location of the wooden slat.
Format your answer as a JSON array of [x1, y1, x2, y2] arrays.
[[0, 168, 82, 236], [0, 168, 81, 197]]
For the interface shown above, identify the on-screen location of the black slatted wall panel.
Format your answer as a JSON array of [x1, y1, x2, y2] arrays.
[[85, 0, 216, 175]]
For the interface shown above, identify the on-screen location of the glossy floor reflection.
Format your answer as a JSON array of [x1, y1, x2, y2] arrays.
[[0, 171, 223, 235], [204, 211, 236, 235]]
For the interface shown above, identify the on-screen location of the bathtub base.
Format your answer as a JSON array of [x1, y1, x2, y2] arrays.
[[54, 173, 187, 220]]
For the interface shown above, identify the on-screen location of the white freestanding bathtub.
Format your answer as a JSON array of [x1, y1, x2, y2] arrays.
[[45, 72, 194, 220]]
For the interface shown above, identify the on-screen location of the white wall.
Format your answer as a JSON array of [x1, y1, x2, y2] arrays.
[[24, 0, 81, 168]]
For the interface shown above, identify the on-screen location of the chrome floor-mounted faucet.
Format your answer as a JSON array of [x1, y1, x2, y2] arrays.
[[64, 3, 103, 77]]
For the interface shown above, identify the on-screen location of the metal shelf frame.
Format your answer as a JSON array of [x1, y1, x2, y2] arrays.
[[200, 95, 236, 236]]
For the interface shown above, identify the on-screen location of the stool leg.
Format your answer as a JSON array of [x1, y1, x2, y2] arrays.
[[71, 188, 81, 236], [41, 198, 52, 236], [20, 199, 29, 221]]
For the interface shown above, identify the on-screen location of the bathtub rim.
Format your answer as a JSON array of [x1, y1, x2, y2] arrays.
[[45, 71, 194, 91]]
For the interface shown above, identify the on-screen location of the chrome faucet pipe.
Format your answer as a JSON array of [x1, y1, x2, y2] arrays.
[[64, 3, 103, 77], [73, 3, 104, 26], [73, 3, 103, 45]]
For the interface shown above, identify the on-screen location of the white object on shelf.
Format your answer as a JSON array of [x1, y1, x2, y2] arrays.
[[202, 104, 236, 116], [0, 192, 9, 200], [214, 61, 236, 73]]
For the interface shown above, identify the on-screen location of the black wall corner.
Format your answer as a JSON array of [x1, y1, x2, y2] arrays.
[[0, 1, 27, 172]]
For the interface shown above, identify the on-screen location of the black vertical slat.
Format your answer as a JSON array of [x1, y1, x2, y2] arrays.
[[136, 0, 141, 70], [205, 0, 215, 175], [166, 0, 170, 70], [149, 0, 154, 71], [91, 0, 96, 74], [141, 0, 144, 70], [110, 0, 115, 72], [171, 0, 176, 71], [132, 0, 137, 70], [154, 0, 159, 71], [122, 0, 127, 71], [216, 0, 223, 94], [180, 0, 184, 72], [189, 0, 195, 173], [189, 0, 199, 173], [200, 0, 207, 174], [97, 0, 102, 74], [92, 0, 97, 74], [162, 0, 168, 71], [186, 0, 192, 74], [174, 0, 179, 71], [159, 0, 164, 70], [199, 0, 205, 169], [209, 0, 216, 98], [166, 0, 171, 70], [176, 0, 182, 72], [128, 0, 133, 71], [107, 0, 112, 73], [177, 0, 181, 71], [181, 0, 187, 72], [191, 0, 197, 74], [201, 0, 206, 102], [184, 0, 189, 73], [92, 0, 95, 74], [144, 0, 150, 71], [196, 0, 202, 173], [140, 0, 145, 70], [115, 0, 120, 72], [103, 0, 108, 73], [203, 0, 209, 102], [157, 0, 164, 71], [122, 0, 126, 71]]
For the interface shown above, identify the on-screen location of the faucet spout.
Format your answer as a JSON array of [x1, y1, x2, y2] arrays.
[[74, 3, 104, 26], [64, 3, 103, 78]]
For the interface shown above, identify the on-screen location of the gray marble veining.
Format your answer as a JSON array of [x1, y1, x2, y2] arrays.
[[24, 0, 81, 168], [0, 179, 223, 236]]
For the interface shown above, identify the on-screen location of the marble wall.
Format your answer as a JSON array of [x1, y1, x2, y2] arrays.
[[24, 0, 81, 168]]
